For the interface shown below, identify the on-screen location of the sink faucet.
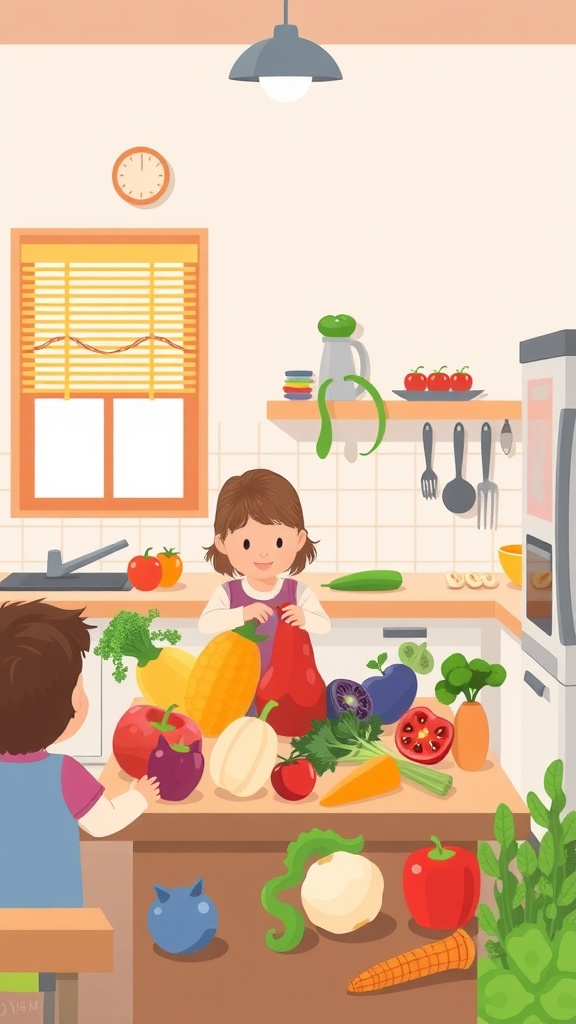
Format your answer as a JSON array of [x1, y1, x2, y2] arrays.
[[46, 539, 129, 578]]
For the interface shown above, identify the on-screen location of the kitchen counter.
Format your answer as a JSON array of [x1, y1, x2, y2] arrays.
[[0, 571, 522, 635], [79, 701, 529, 1024]]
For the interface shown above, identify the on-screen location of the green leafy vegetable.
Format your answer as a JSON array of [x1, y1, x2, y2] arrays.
[[435, 651, 507, 705], [343, 373, 387, 456], [317, 313, 357, 337], [290, 711, 453, 797], [94, 608, 181, 683]]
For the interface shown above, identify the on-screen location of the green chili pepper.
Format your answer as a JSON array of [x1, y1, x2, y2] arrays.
[[260, 827, 364, 952], [315, 377, 334, 460], [344, 374, 387, 455]]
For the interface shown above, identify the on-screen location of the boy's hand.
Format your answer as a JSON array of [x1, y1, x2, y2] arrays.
[[243, 602, 274, 624], [281, 604, 305, 627], [132, 775, 161, 806]]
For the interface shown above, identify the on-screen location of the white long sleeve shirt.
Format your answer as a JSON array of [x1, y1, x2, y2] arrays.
[[79, 784, 148, 837], [198, 578, 331, 635]]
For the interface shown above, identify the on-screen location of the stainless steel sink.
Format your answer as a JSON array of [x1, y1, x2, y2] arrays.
[[0, 572, 132, 591], [0, 539, 133, 591]]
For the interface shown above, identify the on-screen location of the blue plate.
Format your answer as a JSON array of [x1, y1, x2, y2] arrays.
[[392, 389, 485, 401], [285, 370, 313, 377], [284, 393, 312, 400]]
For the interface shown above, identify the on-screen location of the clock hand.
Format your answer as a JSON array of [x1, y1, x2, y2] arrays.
[[140, 153, 143, 170]]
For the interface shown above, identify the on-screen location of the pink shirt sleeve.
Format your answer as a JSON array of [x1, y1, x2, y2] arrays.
[[61, 756, 105, 820]]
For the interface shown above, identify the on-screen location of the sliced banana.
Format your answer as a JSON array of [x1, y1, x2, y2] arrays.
[[480, 574, 499, 589], [532, 571, 552, 590], [464, 573, 484, 589], [445, 571, 465, 589]]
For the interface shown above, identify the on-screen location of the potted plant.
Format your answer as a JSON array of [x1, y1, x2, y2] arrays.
[[435, 654, 507, 770]]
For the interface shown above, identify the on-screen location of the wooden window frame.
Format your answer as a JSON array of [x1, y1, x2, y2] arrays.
[[11, 228, 208, 518]]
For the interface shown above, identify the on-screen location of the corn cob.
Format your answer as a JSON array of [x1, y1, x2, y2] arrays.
[[321, 570, 402, 592], [347, 928, 475, 993], [184, 621, 263, 736]]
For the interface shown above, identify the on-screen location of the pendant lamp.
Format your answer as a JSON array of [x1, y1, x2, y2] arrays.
[[229, 0, 342, 103]]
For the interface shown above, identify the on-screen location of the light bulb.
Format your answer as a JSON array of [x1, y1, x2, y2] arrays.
[[259, 76, 312, 103]]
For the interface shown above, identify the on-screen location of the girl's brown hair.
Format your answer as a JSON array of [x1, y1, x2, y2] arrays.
[[0, 600, 94, 755], [205, 468, 317, 577]]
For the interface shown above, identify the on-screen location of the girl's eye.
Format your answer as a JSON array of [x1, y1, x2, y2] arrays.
[[276, 538, 283, 548], [243, 539, 250, 550]]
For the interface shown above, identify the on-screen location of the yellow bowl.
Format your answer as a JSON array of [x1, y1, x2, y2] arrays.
[[498, 544, 522, 587]]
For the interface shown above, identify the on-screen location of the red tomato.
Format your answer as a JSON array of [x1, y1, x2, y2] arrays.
[[450, 366, 473, 391], [427, 366, 451, 391], [395, 706, 454, 765], [403, 837, 480, 929], [127, 547, 163, 591], [271, 758, 316, 801], [404, 366, 427, 391], [113, 703, 202, 780]]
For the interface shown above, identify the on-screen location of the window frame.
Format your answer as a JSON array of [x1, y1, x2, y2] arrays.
[[11, 227, 208, 518]]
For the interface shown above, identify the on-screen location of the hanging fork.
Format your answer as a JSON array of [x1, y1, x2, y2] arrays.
[[477, 422, 498, 528], [420, 423, 438, 499]]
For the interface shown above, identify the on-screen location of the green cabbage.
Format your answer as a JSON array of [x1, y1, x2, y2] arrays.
[[317, 314, 357, 338]]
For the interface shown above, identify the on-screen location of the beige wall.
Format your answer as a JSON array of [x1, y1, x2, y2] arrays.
[[0, 44, 571, 572]]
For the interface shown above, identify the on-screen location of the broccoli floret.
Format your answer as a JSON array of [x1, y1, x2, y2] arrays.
[[94, 608, 181, 683]]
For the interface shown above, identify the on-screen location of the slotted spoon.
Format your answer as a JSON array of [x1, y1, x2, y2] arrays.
[[442, 422, 476, 514]]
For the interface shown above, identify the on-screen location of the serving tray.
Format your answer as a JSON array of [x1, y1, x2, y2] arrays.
[[392, 390, 485, 402]]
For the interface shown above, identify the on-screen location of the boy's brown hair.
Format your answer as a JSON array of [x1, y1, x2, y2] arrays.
[[0, 600, 94, 755], [205, 468, 317, 577]]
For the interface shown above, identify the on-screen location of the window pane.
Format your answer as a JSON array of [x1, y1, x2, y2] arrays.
[[113, 399, 184, 498], [34, 399, 104, 498]]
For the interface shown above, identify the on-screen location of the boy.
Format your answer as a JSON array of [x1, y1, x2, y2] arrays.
[[0, 599, 159, 909]]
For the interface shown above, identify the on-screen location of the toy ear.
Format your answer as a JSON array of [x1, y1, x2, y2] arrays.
[[154, 886, 171, 904], [189, 878, 203, 897]]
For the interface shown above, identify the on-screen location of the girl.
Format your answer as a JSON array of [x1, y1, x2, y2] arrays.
[[199, 469, 330, 681]]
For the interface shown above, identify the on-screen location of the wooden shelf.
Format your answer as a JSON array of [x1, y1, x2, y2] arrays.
[[267, 400, 522, 421]]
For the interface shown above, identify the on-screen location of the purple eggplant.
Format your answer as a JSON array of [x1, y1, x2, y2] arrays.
[[148, 733, 204, 802]]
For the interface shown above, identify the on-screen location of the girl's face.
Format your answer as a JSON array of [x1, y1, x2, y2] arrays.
[[216, 517, 306, 580]]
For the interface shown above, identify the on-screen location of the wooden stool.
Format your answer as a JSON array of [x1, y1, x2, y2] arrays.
[[0, 908, 113, 1024]]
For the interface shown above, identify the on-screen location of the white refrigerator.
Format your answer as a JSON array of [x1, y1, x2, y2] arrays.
[[520, 329, 576, 833]]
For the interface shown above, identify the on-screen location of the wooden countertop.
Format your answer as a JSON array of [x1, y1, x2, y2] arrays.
[[0, 572, 522, 635], [89, 700, 529, 844]]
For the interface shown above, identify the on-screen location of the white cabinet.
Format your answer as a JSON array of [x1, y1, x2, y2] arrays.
[[496, 628, 523, 797], [311, 618, 483, 705], [48, 622, 105, 761]]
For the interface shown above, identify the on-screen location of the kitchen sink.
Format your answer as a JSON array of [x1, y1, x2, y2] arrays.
[[0, 572, 133, 591]]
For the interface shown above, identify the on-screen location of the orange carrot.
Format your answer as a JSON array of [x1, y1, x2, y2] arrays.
[[319, 754, 401, 807], [347, 928, 475, 993]]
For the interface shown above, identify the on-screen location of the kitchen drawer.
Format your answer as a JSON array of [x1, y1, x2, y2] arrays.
[[311, 619, 482, 702]]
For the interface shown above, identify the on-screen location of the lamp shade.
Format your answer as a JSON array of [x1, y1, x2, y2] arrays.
[[229, 24, 342, 83]]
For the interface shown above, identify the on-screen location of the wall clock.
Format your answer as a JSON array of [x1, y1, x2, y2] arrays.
[[112, 147, 170, 206]]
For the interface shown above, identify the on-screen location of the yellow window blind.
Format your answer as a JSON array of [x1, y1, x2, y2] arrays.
[[20, 243, 198, 398]]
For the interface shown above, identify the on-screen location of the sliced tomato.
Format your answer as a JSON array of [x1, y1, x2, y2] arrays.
[[395, 706, 454, 765]]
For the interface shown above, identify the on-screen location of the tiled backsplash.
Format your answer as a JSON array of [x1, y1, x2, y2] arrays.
[[0, 422, 522, 574]]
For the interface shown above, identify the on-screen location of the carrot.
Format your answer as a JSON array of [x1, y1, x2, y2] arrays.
[[347, 928, 476, 993], [319, 754, 401, 807]]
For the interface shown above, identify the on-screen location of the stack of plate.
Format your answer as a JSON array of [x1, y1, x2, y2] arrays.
[[283, 370, 314, 400]]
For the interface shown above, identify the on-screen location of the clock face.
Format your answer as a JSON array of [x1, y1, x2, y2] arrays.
[[112, 147, 170, 206]]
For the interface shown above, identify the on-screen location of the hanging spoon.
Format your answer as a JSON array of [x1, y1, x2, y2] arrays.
[[500, 419, 513, 455]]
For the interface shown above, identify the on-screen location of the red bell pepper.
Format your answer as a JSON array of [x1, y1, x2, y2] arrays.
[[403, 836, 480, 930], [255, 607, 327, 738]]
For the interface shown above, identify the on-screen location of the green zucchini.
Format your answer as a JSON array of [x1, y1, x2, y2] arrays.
[[321, 570, 403, 592]]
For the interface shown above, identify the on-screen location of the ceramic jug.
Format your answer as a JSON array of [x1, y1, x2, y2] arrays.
[[318, 337, 371, 400]]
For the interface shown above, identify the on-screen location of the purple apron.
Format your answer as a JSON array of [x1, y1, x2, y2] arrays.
[[224, 577, 298, 715]]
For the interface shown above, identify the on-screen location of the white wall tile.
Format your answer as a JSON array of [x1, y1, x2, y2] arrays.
[[495, 489, 522, 526], [336, 562, 379, 575], [417, 561, 457, 572], [180, 525, 214, 563], [258, 420, 298, 454], [308, 526, 337, 564], [337, 453, 376, 490], [0, 455, 10, 490], [493, 450, 523, 489], [101, 525, 141, 557], [454, 560, 493, 574], [300, 490, 337, 526], [139, 525, 181, 556], [338, 491, 376, 527], [0, 527, 23, 564], [299, 453, 337, 490], [455, 526, 494, 565], [416, 526, 454, 563], [21, 561, 48, 572], [0, 491, 22, 526], [208, 454, 220, 491], [378, 490, 415, 526], [62, 526, 103, 558], [258, 454, 299, 486], [377, 453, 416, 489], [415, 492, 451, 525], [219, 419, 259, 454], [379, 442, 415, 455], [338, 526, 376, 563], [377, 526, 415, 563], [23, 526, 63, 562], [219, 453, 258, 484], [312, 561, 338, 574]]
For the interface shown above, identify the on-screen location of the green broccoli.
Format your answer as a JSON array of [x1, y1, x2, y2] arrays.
[[94, 609, 181, 683]]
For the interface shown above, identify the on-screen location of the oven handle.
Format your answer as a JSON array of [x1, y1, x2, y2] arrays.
[[556, 408, 576, 646]]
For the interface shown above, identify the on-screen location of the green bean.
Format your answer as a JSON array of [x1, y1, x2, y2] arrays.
[[315, 377, 334, 459], [344, 374, 387, 455], [260, 827, 364, 952]]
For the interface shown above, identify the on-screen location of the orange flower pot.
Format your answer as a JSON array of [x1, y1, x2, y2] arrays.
[[452, 701, 489, 771]]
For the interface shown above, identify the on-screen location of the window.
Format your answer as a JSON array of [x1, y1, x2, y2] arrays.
[[11, 229, 207, 516]]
